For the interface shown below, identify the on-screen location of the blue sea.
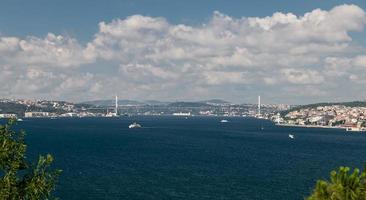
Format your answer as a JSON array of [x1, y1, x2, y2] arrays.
[[8, 116, 366, 200]]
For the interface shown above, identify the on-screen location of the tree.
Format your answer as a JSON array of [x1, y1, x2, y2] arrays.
[[0, 119, 61, 200], [307, 166, 366, 200]]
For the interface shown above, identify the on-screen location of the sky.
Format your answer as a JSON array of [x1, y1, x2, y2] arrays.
[[0, 0, 366, 104]]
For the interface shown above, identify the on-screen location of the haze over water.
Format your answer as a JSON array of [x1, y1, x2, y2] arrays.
[[11, 116, 366, 200]]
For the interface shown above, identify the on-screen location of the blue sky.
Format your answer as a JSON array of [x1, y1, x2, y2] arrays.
[[1, 0, 365, 43], [0, 1, 366, 104]]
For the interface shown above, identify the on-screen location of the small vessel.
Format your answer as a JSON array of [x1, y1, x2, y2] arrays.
[[345, 127, 365, 132], [288, 134, 295, 139], [17, 118, 23, 122], [129, 122, 142, 129], [220, 119, 229, 123]]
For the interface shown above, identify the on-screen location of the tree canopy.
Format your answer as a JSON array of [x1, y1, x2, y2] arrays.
[[0, 119, 61, 200], [307, 166, 366, 200]]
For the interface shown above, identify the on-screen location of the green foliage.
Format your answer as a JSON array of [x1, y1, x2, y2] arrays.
[[307, 166, 366, 200], [361, 121, 366, 128], [0, 119, 61, 200], [0, 102, 27, 117]]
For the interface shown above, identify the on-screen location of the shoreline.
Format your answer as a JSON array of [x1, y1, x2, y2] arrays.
[[276, 123, 366, 132], [276, 123, 346, 129]]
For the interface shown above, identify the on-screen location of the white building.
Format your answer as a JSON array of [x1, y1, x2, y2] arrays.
[[0, 113, 17, 118], [24, 112, 50, 118]]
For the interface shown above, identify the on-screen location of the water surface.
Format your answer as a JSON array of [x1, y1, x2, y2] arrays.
[[11, 116, 366, 200]]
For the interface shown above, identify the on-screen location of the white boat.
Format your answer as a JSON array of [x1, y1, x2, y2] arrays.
[[289, 134, 294, 139], [173, 112, 191, 116], [220, 119, 229, 123], [345, 127, 365, 132], [129, 122, 142, 129], [17, 118, 23, 122]]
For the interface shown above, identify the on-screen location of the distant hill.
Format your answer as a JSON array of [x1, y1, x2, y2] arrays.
[[0, 102, 27, 116], [281, 101, 366, 115], [168, 102, 211, 107], [143, 100, 169, 105], [199, 99, 230, 105], [82, 100, 144, 106], [82, 99, 230, 107]]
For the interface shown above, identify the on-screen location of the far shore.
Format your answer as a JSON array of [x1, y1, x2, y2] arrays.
[[276, 123, 347, 130], [276, 123, 366, 132]]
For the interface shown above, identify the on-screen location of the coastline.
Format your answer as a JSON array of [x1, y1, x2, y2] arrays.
[[276, 123, 345, 129], [276, 123, 366, 132]]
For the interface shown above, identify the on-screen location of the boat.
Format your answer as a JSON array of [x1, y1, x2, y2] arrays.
[[289, 134, 295, 139], [345, 127, 365, 132], [129, 122, 142, 129], [220, 119, 229, 123], [17, 118, 23, 122], [173, 112, 191, 116]]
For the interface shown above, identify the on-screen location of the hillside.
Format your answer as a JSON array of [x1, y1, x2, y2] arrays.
[[281, 101, 366, 115], [168, 102, 211, 107], [82, 99, 229, 107], [0, 102, 27, 116], [82, 100, 144, 106], [198, 99, 230, 105]]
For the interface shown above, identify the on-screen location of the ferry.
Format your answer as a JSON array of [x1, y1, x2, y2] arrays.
[[129, 122, 142, 129], [173, 112, 191, 116], [345, 127, 365, 132]]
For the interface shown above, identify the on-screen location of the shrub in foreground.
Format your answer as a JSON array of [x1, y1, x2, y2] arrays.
[[307, 166, 366, 200], [0, 120, 61, 199]]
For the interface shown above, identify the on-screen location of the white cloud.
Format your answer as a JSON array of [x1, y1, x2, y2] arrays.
[[0, 33, 92, 68], [353, 55, 366, 67], [281, 69, 324, 84], [1, 4, 366, 103]]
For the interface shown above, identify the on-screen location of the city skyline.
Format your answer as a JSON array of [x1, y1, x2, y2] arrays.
[[1, 1, 366, 104]]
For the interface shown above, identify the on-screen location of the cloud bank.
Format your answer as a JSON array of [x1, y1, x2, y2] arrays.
[[1, 4, 366, 103]]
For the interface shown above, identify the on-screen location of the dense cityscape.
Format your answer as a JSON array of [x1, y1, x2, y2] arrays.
[[2, 97, 366, 131], [0, 97, 290, 118], [279, 105, 366, 131]]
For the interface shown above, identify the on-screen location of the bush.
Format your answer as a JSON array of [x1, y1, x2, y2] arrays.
[[307, 166, 366, 200], [0, 119, 61, 199]]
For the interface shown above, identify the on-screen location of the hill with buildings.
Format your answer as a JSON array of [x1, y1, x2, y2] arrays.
[[0, 98, 288, 118], [282, 101, 366, 115], [82, 99, 231, 107], [277, 101, 366, 131]]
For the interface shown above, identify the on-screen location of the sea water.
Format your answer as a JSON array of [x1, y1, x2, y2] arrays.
[[10, 116, 366, 200]]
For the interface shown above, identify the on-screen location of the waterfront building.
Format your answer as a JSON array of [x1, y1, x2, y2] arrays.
[[24, 112, 50, 118], [0, 113, 18, 118]]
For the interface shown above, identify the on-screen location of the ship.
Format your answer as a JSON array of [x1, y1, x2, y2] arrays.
[[173, 112, 191, 116], [345, 127, 366, 132], [129, 122, 142, 129]]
